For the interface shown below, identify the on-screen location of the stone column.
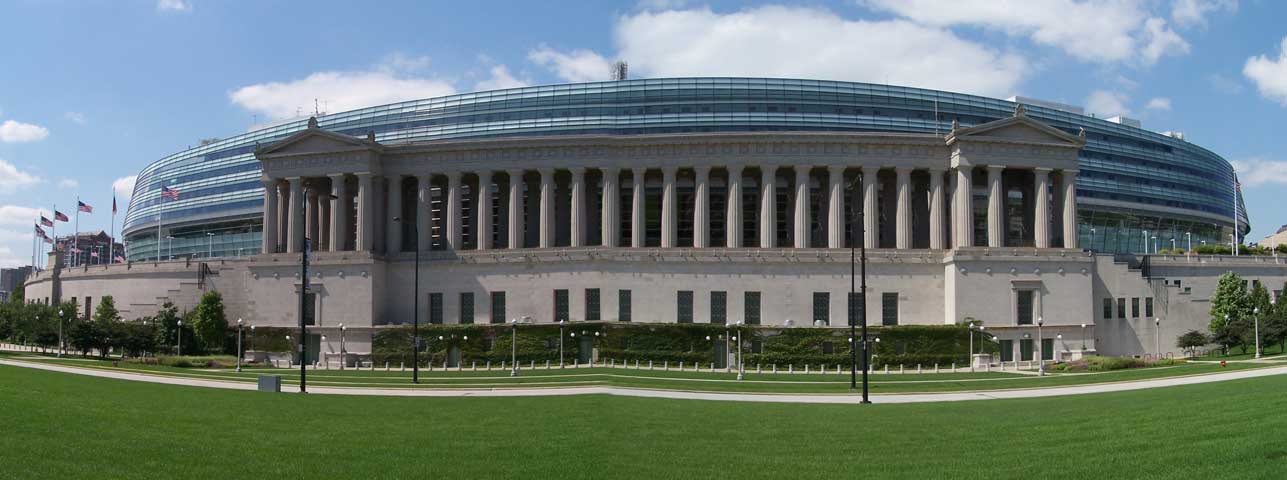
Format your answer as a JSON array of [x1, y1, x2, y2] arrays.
[[661, 166, 677, 248], [694, 166, 710, 248], [318, 192, 330, 251], [446, 171, 463, 250], [261, 178, 279, 254], [570, 168, 587, 247], [286, 177, 302, 253], [794, 166, 810, 248], [305, 186, 319, 247], [331, 174, 349, 252], [539, 168, 555, 248], [986, 165, 1005, 248], [1034, 167, 1051, 248], [954, 168, 974, 248], [356, 173, 374, 251], [726, 165, 743, 248], [506, 170, 524, 249], [895, 167, 912, 249], [277, 183, 289, 252], [827, 166, 844, 249], [631, 168, 645, 248], [416, 175, 432, 252], [380, 173, 401, 252], [601, 167, 619, 247], [760, 167, 776, 248], [477, 171, 492, 250], [1062, 170, 1079, 249], [928, 169, 945, 249], [860, 166, 877, 249]]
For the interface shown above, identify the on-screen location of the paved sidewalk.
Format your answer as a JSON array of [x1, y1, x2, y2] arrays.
[[3, 358, 1284, 404]]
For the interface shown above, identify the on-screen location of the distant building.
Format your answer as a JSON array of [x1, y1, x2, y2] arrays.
[[1, 266, 33, 301], [1262, 225, 1287, 249], [54, 231, 124, 267]]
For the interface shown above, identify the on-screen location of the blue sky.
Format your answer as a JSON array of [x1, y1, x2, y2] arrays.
[[1, 0, 1286, 267]]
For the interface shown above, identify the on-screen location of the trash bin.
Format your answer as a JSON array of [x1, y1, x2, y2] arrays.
[[258, 375, 281, 393]]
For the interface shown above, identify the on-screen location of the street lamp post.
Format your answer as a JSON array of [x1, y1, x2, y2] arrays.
[[55, 310, 62, 357], [339, 323, 346, 370], [558, 320, 566, 368], [395, 216, 421, 384], [1080, 323, 1087, 350], [166, 235, 174, 260], [1186, 232, 1192, 253], [1090, 227, 1096, 250], [236, 318, 243, 373], [845, 192, 870, 403], [250, 325, 256, 357], [1037, 317, 1045, 376], [1142, 230, 1148, 254], [1155, 317, 1162, 358], [510, 317, 520, 377], [1253, 307, 1262, 359], [1152, 236, 1158, 254], [206, 232, 215, 258], [176, 319, 182, 356], [735, 320, 745, 381]]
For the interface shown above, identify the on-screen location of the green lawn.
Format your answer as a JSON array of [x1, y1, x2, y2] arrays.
[[2, 364, 1286, 478]]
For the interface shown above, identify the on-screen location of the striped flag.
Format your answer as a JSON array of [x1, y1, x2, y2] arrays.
[[90, 250, 99, 258], [43, 236, 53, 245], [54, 210, 69, 222], [40, 216, 53, 227], [161, 186, 180, 200], [112, 195, 117, 214], [114, 255, 125, 263], [34, 224, 47, 238], [78, 201, 93, 213]]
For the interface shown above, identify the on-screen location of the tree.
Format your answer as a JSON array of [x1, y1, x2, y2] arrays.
[[192, 291, 227, 354], [7, 280, 24, 304], [1176, 330, 1209, 357], [153, 301, 180, 354], [91, 296, 122, 358], [1209, 272, 1250, 334], [1213, 319, 1247, 356]]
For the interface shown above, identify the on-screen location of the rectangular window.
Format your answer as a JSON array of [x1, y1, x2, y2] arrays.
[[429, 292, 443, 324], [1145, 297, 1154, 318], [1131, 297, 1140, 318], [813, 292, 830, 326], [822, 341, 835, 354], [1041, 338, 1054, 361], [618, 290, 631, 322], [745, 292, 761, 325], [553, 289, 569, 322], [1016, 290, 1034, 325], [848, 292, 865, 326], [459, 292, 474, 324], [85, 297, 92, 320], [1102, 298, 1113, 319], [751, 339, 763, 354], [1020, 339, 1034, 361], [1000, 339, 1014, 362], [1117, 298, 1127, 319], [710, 291, 727, 324], [881, 292, 899, 326], [585, 288, 601, 321], [490, 292, 506, 324], [677, 290, 693, 323]]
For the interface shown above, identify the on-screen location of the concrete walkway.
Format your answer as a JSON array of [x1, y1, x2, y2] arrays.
[[3, 358, 1285, 404]]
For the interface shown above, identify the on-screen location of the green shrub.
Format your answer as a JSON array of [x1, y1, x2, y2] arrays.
[[1052, 356, 1185, 372]]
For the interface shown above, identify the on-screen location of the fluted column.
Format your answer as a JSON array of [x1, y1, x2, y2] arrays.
[[1034, 167, 1051, 248], [661, 166, 677, 248], [318, 192, 330, 251], [538, 168, 555, 248], [506, 170, 524, 249], [477, 171, 492, 250], [794, 166, 810, 248], [954, 168, 974, 248], [760, 167, 776, 248], [330, 174, 349, 252], [305, 186, 319, 247], [694, 166, 710, 248], [415, 175, 432, 252], [928, 169, 945, 249], [356, 173, 374, 251], [261, 179, 279, 254], [895, 167, 912, 249], [726, 165, 743, 248], [631, 168, 645, 248], [385, 175, 404, 253], [570, 168, 587, 247], [277, 183, 289, 252], [1062, 170, 1079, 249], [286, 177, 302, 253], [601, 167, 619, 247], [446, 171, 463, 250], [986, 165, 1004, 248], [827, 166, 844, 248], [860, 166, 877, 249]]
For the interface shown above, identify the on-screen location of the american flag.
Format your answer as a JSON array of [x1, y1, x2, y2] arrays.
[[161, 186, 180, 200], [90, 250, 99, 258], [112, 195, 117, 214], [114, 255, 125, 263], [70, 247, 80, 253], [54, 210, 69, 222], [34, 225, 46, 238], [43, 236, 53, 245], [40, 216, 53, 227], [78, 201, 93, 213]]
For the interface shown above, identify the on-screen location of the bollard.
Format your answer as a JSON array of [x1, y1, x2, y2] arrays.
[[952, 362, 956, 372], [664, 361, 669, 371], [649, 360, 654, 370], [789, 364, 794, 374], [679, 361, 683, 371], [545, 360, 550, 369], [899, 364, 904, 374], [917, 364, 922, 374], [756, 364, 761, 373], [472, 361, 477, 371], [985, 362, 990, 372], [501, 361, 506, 371], [935, 364, 939, 374], [884, 364, 889, 374], [486, 361, 491, 370], [804, 364, 810, 374], [772, 364, 777, 374], [710, 362, 715, 371]]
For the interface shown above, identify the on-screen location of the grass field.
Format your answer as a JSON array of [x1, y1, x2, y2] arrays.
[[2, 364, 1286, 478], [0, 350, 1275, 394]]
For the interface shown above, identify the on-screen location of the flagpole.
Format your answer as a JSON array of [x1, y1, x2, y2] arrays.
[[52, 203, 57, 267], [74, 196, 80, 267], [109, 194, 116, 264], [1233, 178, 1240, 256], [158, 192, 164, 262]]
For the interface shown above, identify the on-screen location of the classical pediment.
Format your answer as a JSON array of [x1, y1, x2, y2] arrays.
[[255, 118, 383, 158], [946, 113, 1085, 148]]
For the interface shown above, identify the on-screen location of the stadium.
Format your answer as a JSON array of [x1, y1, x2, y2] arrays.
[[25, 77, 1284, 363]]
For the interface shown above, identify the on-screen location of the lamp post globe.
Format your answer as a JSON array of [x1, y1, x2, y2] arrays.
[[339, 323, 346, 370]]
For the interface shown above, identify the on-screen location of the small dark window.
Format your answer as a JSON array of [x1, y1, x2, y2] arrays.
[[813, 292, 830, 326], [459, 292, 474, 324], [1117, 298, 1127, 319], [1017, 290, 1034, 325], [822, 342, 835, 354], [1103, 298, 1113, 319], [490, 292, 506, 324], [618, 290, 631, 322], [1131, 297, 1140, 318], [1020, 339, 1034, 361], [881, 293, 899, 326], [677, 291, 693, 323], [1145, 297, 1154, 318], [745, 292, 761, 325], [1041, 338, 1054, 361], [751, 339, 763, 354], [710, 291, 727, 324], [1000, 339, 1014, 362], [553, 289, 569, 322], [429, 293, 443, 324], [585, 288, 601, 321], [848, 292, 865, 326]]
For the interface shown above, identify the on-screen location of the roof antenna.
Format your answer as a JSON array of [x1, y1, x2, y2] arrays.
[[314, 98, 320, 116], [611, 60, 628, 81]]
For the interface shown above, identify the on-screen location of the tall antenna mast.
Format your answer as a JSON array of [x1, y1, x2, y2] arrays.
[[611, 60, 628, 81]]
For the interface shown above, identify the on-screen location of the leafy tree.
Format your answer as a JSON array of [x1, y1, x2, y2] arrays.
[[1209, 272, 1250, 334], [90, 296, 123, 358], [1176, 330, 1209, 357], [192, 291, 227, 353], [153, 302, 181, 354], [7, 280, 24, 305]]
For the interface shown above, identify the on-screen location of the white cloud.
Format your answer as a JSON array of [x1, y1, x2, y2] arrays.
[[1244, 36, 1287, 106], [474, 65, 529, 91], [594, 6, 1027, 98], [1207, 73, 1244, 94], [113, 175, 138, 201], [0, 120, 50, 143], [57, 178, 79, 190], [0, 160, 42, 190], [528, 45, 615, 83], [1232, 157, 1287, 187], [156, 0, 191, 12], [861, 0, 1189, 66], [1145, 97, 1172, 111], [0, 205, 46, 227], [229, 57, 457, 121], [637, 0, 688, 10], [0, 245, 24, 268], [1171, 0, 1237, 29], [64, 111, 86, 125], [1086, 90, 1130, 117]]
